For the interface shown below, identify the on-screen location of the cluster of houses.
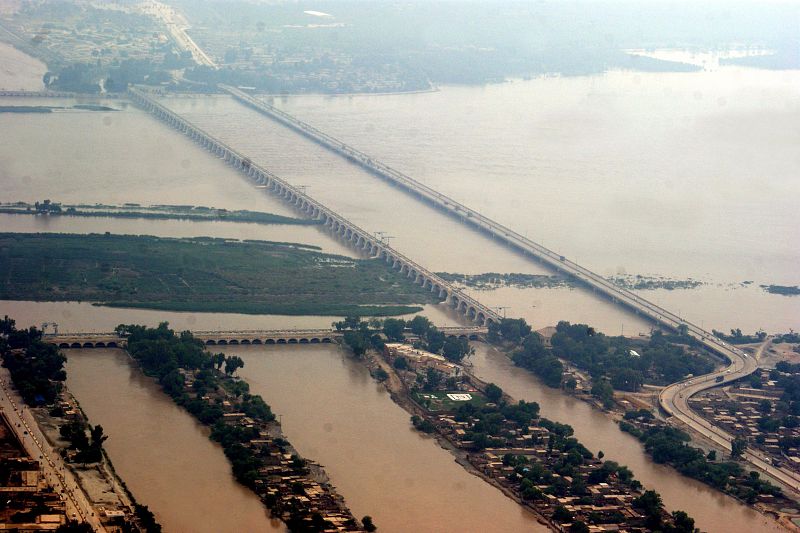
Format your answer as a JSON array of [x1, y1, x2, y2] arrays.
[[690, 371, 800, 472], [442, 415, 653, 532], [384, 342, 461, 379], [381, 343, 658, 531], [0, 413, 67, 530], [12, 8, 171, 67], [179, 369, 363, 532]]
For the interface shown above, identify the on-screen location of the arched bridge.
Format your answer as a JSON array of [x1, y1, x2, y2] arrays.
[[128, 87, 500, 326], [47, 326, 487, 349]]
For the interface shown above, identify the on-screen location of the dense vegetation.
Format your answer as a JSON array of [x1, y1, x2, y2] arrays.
[[0, 233, 436, 316], [120, 323, 274, 484], [0, 316, 66, 405], [619, 423, 782, 503], [712, 328, 767, 344], [491, 318, 714, 395], [762, 284, 800, 296], [335, 315, 472, 363]]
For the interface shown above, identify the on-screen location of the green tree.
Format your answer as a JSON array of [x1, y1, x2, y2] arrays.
[[671, 510, 695, 533], [731, 437, 747, 459], [569, 521, 590, 533], [442, 336, 471, 363], [224, 355, 244, 375], [343, 330, 368, 357], [485, 383, 503, 403], [409, 316, 431, 336], [552, 505, 573, 522], [362, 515, 377, 532], [393, 356, 408, 370], [382, 319, 406, 341]]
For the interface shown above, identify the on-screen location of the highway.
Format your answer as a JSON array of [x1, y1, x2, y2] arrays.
[[0, 367, 106, 531], [660, 340, 800, 491], [219, 84, 800, 491], [139, 1, 217, 68], [129, 86, 501, 324]]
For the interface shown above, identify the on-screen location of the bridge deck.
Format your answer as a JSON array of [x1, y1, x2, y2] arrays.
[[128, 87, 500, 325], [47, 326, 487, 348], [219, 85, 750, 366]]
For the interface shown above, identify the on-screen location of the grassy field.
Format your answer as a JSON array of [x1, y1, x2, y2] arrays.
[[411, 390, 487, 412], [0, 233, 439, 316]]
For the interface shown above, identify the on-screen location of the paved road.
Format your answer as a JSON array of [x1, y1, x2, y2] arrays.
[[659, 339, 800, 492], [0, 367, 106, 531], [140, 1, 217, 68], [220, 84, 800, 492]]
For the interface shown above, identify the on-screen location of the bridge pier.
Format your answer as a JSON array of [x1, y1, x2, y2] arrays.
[[128, 87, 500, 327]]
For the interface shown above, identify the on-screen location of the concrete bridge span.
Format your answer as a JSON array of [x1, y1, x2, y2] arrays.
[[218, 86, 754, 357], [128, 87, 500, 326], [47, 326, 487, 349]]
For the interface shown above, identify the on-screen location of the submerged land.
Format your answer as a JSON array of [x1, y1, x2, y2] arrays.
[[0, 233, 437, 316]]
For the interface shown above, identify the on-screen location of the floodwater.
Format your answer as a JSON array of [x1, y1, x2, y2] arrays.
[[226, 344, 546, 533], [468, 343, 784, 533], [0, 41, 45, 90], [65, 348, 284, 533], [2, 300, 460, 334], [0, 212, 357, 257], [156, 70, 800, 333], [2, 42, 797, 532]]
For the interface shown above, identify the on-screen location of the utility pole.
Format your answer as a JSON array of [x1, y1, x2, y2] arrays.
[[493, 306, 509, 319]]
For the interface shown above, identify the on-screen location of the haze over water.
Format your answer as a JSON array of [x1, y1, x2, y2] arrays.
[[0, 43, 796, 533]]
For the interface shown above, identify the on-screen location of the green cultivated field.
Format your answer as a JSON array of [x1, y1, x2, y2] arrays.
[[0, 233, 438, 316]]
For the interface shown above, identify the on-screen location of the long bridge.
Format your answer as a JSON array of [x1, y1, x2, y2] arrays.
[[46, 326, 487, 349], [128, 87, 501, 326], [217, 85, 800, 488], [220, 85, 753, 365]]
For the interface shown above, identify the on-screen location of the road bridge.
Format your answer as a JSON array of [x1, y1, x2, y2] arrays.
[[128, 87, 500, 326], [218, 85, 800, 488], [660, 340, 800, 491], [47, 326, 487, 349], [218, 87, 754, 364]]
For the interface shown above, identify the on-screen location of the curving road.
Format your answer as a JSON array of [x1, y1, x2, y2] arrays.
[[220, 85, 800, 492], [660, 339, 800, 492]]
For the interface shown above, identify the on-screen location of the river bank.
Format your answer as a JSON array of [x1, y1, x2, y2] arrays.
[[488, 331, 799, 532], [364, 343, 690, 531], [367, 353, 554, 528], [32, 387, 158, 531], [120, 324, 365, 531], [0, 334, 148, 531]]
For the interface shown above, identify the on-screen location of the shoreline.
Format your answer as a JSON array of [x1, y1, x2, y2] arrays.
[[120, 329, 365, 531], [0, 364, 141, 531], [365, 348, 645, 532], [368, 354, 554, 528], [493, 341, 800, 531]]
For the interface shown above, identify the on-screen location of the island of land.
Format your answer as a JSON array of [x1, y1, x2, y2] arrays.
[[334, 316, 696, 532], [0, 232, 437, 316], [0, 200, 317, 226]]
